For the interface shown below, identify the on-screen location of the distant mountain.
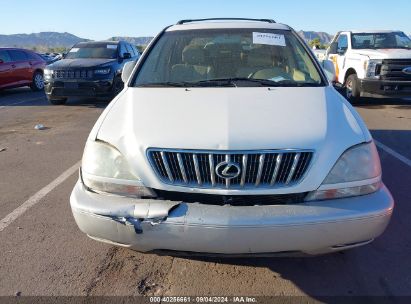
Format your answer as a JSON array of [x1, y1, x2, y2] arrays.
[[297, 31, 334, 45], [0, 32, 89, 49], [108, 36, 153, 46]]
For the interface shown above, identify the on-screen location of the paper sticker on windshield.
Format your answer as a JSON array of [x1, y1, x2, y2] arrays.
[[253, 32, 286, 46], [69, 48, 79, 53], [107, 45, 117, 49]]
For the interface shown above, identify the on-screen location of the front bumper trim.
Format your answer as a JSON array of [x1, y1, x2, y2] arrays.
[[70, 180, 394, 255]]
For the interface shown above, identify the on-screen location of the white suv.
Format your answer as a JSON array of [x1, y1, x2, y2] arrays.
[[70, 18, 394, 256]]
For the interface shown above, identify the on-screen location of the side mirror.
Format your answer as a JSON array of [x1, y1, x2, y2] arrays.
[[0, 59, 3, 64], [322, 60, 336, 82], [123, 52, 132, 59], [337, 48, 347, 55], [328, 42, 338, 54], [121, 60, 137, 83]]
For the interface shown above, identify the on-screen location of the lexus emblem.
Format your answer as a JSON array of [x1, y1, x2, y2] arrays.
[[402, 67, 411, 75], [215, 161, 241, 179]]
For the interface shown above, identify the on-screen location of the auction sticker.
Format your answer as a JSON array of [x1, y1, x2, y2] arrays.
[[107, 44, 117, 49], [253, 32, 286, 46], [69, 48, 79, 53]]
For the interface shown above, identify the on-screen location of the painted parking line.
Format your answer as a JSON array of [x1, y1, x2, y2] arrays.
[[374, 139, 411, 168], [0, 96, 45, 109], [0, 161, 81, 232]]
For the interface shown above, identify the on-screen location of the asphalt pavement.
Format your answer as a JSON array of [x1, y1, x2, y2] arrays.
[[0, 88, 410, 299]]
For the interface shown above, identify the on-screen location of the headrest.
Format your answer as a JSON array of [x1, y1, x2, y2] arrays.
[[247, 47, 273, 67], [182, 45, 205, 65]]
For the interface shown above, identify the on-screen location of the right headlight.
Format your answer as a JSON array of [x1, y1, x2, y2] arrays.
[[81, 140, 155, 197], [305, 141, 382, 201]]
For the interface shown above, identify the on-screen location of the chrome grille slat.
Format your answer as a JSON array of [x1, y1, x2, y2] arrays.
[[177, 153, 188, 184], [209, 154, 216, 187], [270, 154, 282, 185], [286, 153, 301, 185], [148, 149, 313, 189], [160, 152, 174, 183], [255, 154, 265, 186], [240, 155, 248, 187], [192, 154, 202, 185], [225, 155, 231, 189]]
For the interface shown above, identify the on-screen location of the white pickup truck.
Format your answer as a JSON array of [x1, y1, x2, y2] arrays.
[[325, 30, 411, 101]]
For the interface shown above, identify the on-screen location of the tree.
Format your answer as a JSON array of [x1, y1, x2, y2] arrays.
[[309, 38, 328, 50], [309, 38, 321, 49]]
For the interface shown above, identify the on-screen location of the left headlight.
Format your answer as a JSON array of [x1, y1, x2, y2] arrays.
[[44, 69, 53, 77], [306, 141, 382, 201], [94, 68, 111, 75], [81, 140, 155, 197], [365, 59, 382, 79]]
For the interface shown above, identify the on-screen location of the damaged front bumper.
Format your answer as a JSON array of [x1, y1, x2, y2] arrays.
[[70, 180, 394, 256]]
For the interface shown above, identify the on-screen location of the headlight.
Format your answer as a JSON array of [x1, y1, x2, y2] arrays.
[[44, 69, 53, 76], [94, 68, 111, 75], [365, 59, 382, 79], [306, 142, 382, 201], [81, 140, 154, 197]]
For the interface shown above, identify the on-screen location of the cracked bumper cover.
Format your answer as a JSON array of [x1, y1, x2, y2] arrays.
[[70, 180, 394, 255]]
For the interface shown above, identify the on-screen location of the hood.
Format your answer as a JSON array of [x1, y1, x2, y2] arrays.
[[351, 48, 411, 59], [49, 58, 116, 69], [94, 86, 368, 193]]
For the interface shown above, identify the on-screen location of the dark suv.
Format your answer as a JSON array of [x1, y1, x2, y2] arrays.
[[44, 41, 140, 104]]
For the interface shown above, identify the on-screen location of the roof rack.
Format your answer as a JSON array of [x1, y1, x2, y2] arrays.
[[176, 18, 276, 25]]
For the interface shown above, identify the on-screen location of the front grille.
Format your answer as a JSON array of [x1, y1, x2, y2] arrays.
[[154, 189, 307, 206], [53, 69, 93, 79], [380, 59, 411, 81], [148, 149, 313, 189], [52, 88, 95, 96]]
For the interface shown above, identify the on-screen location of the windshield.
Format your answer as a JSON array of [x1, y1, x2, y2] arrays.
[[352, 32, 411, 49], [134, 29, 324, 87], [65, 43, 118, 59]]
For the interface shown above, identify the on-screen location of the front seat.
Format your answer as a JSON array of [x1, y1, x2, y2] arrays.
[[171, 45, 214, 82]]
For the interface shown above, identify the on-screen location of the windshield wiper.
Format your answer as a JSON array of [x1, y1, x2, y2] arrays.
[[194, 78, 321, 87], [137, 81, 191, 87], [138, 78, 321, 88]]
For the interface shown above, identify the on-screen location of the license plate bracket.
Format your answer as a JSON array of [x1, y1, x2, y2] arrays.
[[64, 82, 79, 89]]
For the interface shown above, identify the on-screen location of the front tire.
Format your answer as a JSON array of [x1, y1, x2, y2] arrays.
[[345, 74, 361, 103], [112, 76, 124, 97], [30, 71, 44, 91]]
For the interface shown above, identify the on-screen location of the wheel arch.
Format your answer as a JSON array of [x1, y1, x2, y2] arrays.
[[33, 68, 44, 75]]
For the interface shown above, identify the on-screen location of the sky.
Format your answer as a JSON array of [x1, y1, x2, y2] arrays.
[[1, 0, 410, 39]]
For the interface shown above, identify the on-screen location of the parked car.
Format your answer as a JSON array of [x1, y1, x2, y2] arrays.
[[43, 40, 140, 104], [70, 18, 394, 256], [326, 30, 411, 102], [0, 48, 46, 91]]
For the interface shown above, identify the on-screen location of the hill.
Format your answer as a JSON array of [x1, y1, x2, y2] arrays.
[[297, 31, 334, 45], [0, 32, 89, 50]]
